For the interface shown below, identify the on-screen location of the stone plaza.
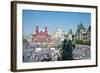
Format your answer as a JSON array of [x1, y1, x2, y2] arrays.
[[23, 44, 91, 62]]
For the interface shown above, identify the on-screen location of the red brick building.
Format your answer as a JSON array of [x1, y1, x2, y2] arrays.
[[32, 26, 51, 43]]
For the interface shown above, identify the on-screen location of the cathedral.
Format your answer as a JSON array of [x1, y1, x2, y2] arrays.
[[32, 25, 51, 44]]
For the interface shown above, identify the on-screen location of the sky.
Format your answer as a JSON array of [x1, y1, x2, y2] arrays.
[[23, 10, 91, 36]]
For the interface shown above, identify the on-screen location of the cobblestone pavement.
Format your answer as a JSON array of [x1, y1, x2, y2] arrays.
[[23, 44, 91, 62]]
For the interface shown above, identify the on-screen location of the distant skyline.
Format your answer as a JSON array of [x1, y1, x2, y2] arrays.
[[23, 10, 91, 36]]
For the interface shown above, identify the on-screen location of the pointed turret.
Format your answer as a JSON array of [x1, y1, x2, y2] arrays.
[[35, 24, 39, 34], [45, 24, 48, 34]]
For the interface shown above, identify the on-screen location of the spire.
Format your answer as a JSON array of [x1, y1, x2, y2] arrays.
[[80, 21, 83, 26], [45, 24, 48, 34], [36, 24, 39, 29], [36, 24, 39, 34]]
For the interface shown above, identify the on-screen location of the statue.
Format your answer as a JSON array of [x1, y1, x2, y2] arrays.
[[61, 35, 76, 60]]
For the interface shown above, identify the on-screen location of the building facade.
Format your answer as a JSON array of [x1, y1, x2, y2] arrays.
[[75, 22, 91, 41], [51, 28, 69, 47], [32, 26, 51, 44]]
